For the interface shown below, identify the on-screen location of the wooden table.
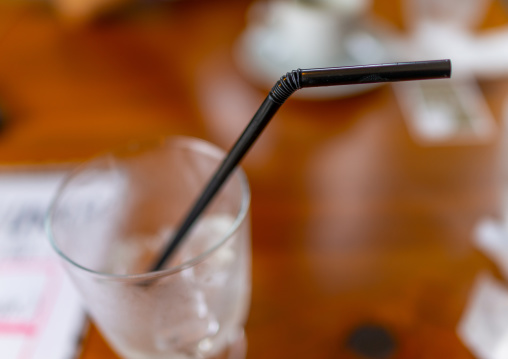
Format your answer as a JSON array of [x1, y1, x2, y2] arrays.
[[1, 0, 508, 358]]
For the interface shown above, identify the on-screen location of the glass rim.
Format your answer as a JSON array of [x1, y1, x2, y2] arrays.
[[45, 135, 251, 282]]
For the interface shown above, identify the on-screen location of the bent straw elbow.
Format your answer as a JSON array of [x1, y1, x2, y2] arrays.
[[269, 69, 303, 104]]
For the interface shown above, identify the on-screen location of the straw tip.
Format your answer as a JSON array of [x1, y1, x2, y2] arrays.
[[413, 59, 452, 80], [414, 59, 452, 78], [442, 59, 452, 78], [432, 59, 452, 78]]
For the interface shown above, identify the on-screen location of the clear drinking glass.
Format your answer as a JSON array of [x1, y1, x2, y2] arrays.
[[45, 136, 251, 359]]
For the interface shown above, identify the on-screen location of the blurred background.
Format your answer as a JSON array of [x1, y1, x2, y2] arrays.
[[2, 0, 508, 358], [0, 0, 507, 160]]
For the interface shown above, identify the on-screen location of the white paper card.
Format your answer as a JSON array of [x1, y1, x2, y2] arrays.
[[394, 79, 496, 146], [458, 273, 508, 359], [0, 171, 86, 359]]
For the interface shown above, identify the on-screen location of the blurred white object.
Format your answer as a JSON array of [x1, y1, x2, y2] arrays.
[[394, 0, 508, 145], [234, 0, 396, 99], [403, 22, 508, 80], [394, 78, 496, 145], [405, 0, 490, 30], [458, 273, 508, 359], [401, 0, 508, 80], [0, 171, 85, 359]]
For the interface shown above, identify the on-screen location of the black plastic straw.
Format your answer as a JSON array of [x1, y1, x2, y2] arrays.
[[151, 59, 451, 272]]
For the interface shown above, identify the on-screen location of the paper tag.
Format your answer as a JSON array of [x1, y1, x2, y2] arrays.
[[458, 273, 508, 359], [0, 171, 86, 359], [394, 79, 496, 146]]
